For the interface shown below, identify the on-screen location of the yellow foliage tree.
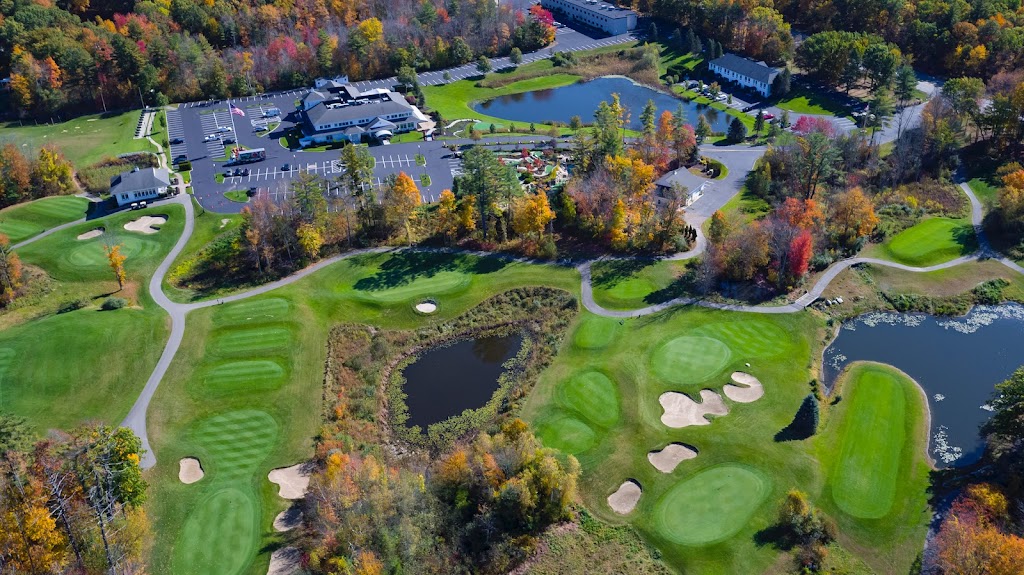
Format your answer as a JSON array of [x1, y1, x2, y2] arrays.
[[383, 171, 421, 244], [357, 17, 384, 44], [831, 186, 878, 240], [296, 222, 325, 259], [458, 194, 477, 234], [511, 191, 555, 239], [436, 189, 459, 244], [609, 198, 628, 250], [0, 501, 69, 573], [104, 243, 127, 289]]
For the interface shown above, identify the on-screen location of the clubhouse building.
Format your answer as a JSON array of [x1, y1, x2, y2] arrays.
[[540, 0, 637, 35], [707, 53, 780, 97], [297, 77, 434, 147], [110, 167, 170, 207]]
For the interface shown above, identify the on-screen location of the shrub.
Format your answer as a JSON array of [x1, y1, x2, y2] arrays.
[[101, 297, 127, 310], [57, 298, 89, 314], [177, 160, 192, 171], [972, 279, 1009, 305]]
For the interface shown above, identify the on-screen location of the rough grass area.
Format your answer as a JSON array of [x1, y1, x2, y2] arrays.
[[0, 111, 157, 168], [874, 217, 978, 266], [0, 195, 88, 243], [816, 363, 930, 573], [77, 153, 159, 194], [590, 259, 695, 310]]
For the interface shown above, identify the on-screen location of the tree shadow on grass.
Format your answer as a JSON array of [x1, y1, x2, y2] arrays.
[[953, 224, 980, 255], [353, 251, 508, 292], [590, 258, 655, 290], [753, 524, 795, 550]]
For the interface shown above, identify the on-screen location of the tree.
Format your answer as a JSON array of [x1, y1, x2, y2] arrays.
[[0, 412, 33, 452], [609, 198, 628, 250], [0, 144, 31, 207], [31, 146, 76, 198], [443, 71, 452, 83], [476, 55, 491, 75], [455, 147, 518, 238], [727, 117, 747, 143], [687, 29, 701, 55], [984, 367, 1024, 454], [569, 115, 582, 132], [772, 67, 792, 96], [831, 187, 878, 242], [754, 110, 766, 137], [788, 230, 813, 278], [383, 172, 421, 243], [397, 65, 418, 89], [708, 211, 730, 243], [593, 94, 626, 158], [103, 243, 127, 290], [512, 191, 555, 239], [509, 47, 522, 66], [793, 131, 840, 199], [0, 235, 23, 306], [291, 172, 327, 226], [696, 114, 712, 142], [339, 143, 376, 223], [450, 37, 474, 65], [436, 189, 459, 244], [894, 64, 917, 105], [640, 99, 656, 136], [862, 43, 899, 91], [296, 223, 324, 259]]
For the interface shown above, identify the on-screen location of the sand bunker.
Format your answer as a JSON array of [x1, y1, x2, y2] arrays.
[[123, 215, 167, 234], [723, 372, 765, 403], [607, 480, 642, 514], [267, 546, 301, 575], [648, 443, 698, 473], [268, 462, 314, 499], [659, 390, 729, 428], [220, 218, 230, 228], [76, 228, 104, 240], [178, 458, 204, 484], [274, 506, 303, 532], [415, 301, 437, 313]]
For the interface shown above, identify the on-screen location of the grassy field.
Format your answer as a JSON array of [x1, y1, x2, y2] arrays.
[[0, 196, 89, 243], [224, 190, 250, 203], [145, 250, 581, 575], [968, 177, 999, 207], [815, 363, 930, 573], [871, 217, 978, 266], [0, 111, 157, 168], [0, 205, 183, 432], [590, 259, 695, 310], [423, 73, 581, 133], [772, 86, 854, 118]]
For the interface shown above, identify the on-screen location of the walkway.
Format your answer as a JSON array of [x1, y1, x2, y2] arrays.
[[11, 155, 1023, 469]]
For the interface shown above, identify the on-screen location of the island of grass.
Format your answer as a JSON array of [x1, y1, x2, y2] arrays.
[[224, 190, 250, 203], [0, 195, 89, 244], [873, 217, 978, 266]]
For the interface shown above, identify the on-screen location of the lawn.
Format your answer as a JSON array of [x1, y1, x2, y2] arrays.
[[423, 73, 581, 133], [0, 195, 89, 244], [772, 86, 855, 119], [144, 250, 581, 575], [874, 217, 978, 266], [162, 199, 242, 302], [0, 111, 157, 168], [224, 190, 250, 203], [968, 177, 999, 207], [589, 258, 695, 310], [816, 363, 931, 573], [0, 204, 184, 432]]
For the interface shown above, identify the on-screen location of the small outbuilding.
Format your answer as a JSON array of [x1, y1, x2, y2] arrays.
[[110, 167, 170, 207]]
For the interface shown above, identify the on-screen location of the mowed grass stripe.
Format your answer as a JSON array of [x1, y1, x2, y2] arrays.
[[174, 487, 257, 575], [883, 217, 977, 267], [352, 270, 471, 304], [829, 364, 908, 519], [649, 336, 732, 385], [214, 297, 292, 325], [572, 315, 621, 350], [533, 411, 598, 454], [0, 196, 88, 243], [191, 410, 279, 480], [210, 326, 292, 356], [693, 319, 793, 359], [203, 360, 287, 394]]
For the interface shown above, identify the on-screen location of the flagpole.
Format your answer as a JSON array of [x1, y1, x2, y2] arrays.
[[228, 99, 238, 161]]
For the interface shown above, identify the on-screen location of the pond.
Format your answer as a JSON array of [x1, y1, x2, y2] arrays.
[[823, 304, 1024, 468], [401, 333, 523, 429], [472, 76, 732, 132]]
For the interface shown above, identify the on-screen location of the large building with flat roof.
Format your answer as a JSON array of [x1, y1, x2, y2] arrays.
[[298, 79, 434, 147], [540, 0, 637, 35]]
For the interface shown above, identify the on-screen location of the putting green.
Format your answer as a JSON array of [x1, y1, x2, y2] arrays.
[[556, 370, 620, 428], [830, 365, 907, 519], [604, 277, 657, 301], [214, 297, 292, 325], [650, 336, 732, 385], [653, 464, 772, 546], [884, 218, 977, 267], [572, 315, 621, 350], [202, 360, 287, 395], [210, 327, 293, 356], [190, 409, 280, 481], [694, 319, 792, 359], [353, 271, 470, 304], [64, 234, 161, 269], [533, 412, 598, 454], [173, 487, 257, 575]]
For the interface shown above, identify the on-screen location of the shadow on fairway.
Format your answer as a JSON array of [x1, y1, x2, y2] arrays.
[[353, 250, 509, 292]]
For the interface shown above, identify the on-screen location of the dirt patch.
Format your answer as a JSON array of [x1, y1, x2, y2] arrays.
[[415, 301, 437, 313], [647, 443, 698, 473], [267, 546, 301, 575], [607, 480, 642, 514], [273, 506, 303, 532], [76, 228, 104, 240], [268, 462, 314, 499], [723, 372, 765, 403], [659, 390, 729, 428], [123, 215, 167, 234], [178, 457, 204, 484]]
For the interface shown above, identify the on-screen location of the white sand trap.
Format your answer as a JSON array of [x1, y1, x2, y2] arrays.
[[415, 301, 437, 313], [268, 462, 314, 499], [648, 443, 698, 473], [76, 228, 104, 240], [178, 458, 204, 484], [607, 480, 642, 514], [123, 215, 167, 234], [724, 372, 765, 403], [659, 390, 729, 428], [274, 506, 303, 532], [267, 546, 301, 575]]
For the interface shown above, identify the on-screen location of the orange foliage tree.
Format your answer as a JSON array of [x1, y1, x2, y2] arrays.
[[103, 243, 127, 289]]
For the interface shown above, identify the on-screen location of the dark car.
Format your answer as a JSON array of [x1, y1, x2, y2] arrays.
[[242, 168, 250, 176], [282, 163, 292, 171], [233, 168, 242, 176], [223, 137, 236, 145], [174, 154, 188, 164], [246, 187, 258, 197], [170, 137, 183, 145]]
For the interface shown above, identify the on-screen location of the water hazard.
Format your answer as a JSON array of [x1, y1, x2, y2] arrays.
[[401, 333, 523, 428], [823, 304, 1024, 467], [472, 76, 731, 132]]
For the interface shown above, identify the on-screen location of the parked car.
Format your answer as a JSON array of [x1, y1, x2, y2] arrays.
[[223, 137, 236, 145], [174, 154, 188, 163], [139, 201, 148, 209], [170, 137, 183, 145], [762, 112, 775, 120], [233, 168, 242, 176], [130, 202, 140, 210], [215, 126, 232, 133], [203, 134, 219, 142], [242, 168, 250, 176], [282, 163, 292, 171], [224, 170, 232, 177]]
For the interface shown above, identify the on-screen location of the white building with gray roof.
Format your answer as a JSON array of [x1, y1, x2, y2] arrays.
[[707, 53, 780, 97], [298, 79, 434, 146], [110, 167, 170, 207]]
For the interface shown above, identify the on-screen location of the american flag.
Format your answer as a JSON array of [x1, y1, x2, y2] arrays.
[[230, 104, 246, 117]]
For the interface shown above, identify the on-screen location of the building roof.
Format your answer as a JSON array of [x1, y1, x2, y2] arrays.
[[709, 53, 779, 84], [109, 167, 170, 194], [655, 168, 713, 195], [304, 92, 413, 129], [547, 0, 636, 19]]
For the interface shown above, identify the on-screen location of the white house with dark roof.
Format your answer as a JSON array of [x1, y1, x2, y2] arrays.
[[110, 167, 170, 207], [707, 53, 780, 97], [298, 79, 433, 146], [655, 168, 713, 207]]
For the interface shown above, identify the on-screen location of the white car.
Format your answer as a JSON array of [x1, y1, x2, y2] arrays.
[[216, 126, 232, 133], [203, 134, 220, 142]]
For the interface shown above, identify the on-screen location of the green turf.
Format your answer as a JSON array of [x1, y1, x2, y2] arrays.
[[572, 315, 621, 350], [210, 327, 292, 356], [556, 370, 620, 428], [589, 259, 694, 311], [0, 196, 89, 243], [968, 177, 999, 207], [879, 217, 978, 266], [653, 463, 772, 546], [532, 412, 598, 454], [352, 269, 472, 304], [0, 111, 157, 168], [649, 335, 732, 385], [772, 86, 855, 118], [423, 74, 581, 135], [190, 409, 280, 481], [224, 190, 249, 203], [202, 360, 288, 395], [692, 319, 793, 359]]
